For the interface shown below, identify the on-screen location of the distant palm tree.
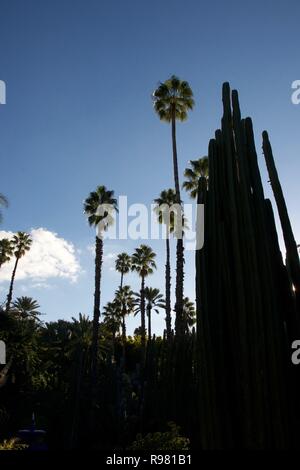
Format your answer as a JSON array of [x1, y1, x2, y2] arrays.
[[182, 297, 196, 334], [103, 301, 121, 348], [6, 232, 32, 311], [0, 194, 8, 224], [115, 252, 132, 288], [153, 189, 177, 337], [115, 285, 134, 340], [0, 238, 13, 268], [11, 296, 41, 320], [134, 287, 165, 340], [153, 75, 194, 336], [84, 185, 118, 381], [70, 313, 93, 351], [183, 157, 209, 199], [115, 285, 134, 362], [131, 245, 156, 347]]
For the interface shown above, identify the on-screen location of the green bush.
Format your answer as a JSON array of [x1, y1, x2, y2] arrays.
[[128, 422, 190, 451], [0, 438, 28, 450]]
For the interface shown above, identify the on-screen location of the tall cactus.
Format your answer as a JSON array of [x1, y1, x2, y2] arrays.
[[195, 83, 298, 449], [262, 130, 300, 312]]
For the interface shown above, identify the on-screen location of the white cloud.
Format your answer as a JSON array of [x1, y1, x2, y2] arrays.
[[0, 228, 81, 283]]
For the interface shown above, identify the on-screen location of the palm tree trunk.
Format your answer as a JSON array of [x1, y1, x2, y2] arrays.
[[147, 304, 151, 340], [6, 255, 20, 311], [112, 330, 116, 360], [140, 276, 146, 348], [175, 238, 184, 336], [122, 312, 126, 363], [120, 273, 125, 362], [171, 107, 181, 200], [165, 234, 171, 337], [91, 235, 103, 384], [122, 313, 126, 339], [171, 108, 184, 336]]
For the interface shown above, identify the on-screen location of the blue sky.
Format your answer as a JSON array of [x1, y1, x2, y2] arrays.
[[0, 0, 299, 334]]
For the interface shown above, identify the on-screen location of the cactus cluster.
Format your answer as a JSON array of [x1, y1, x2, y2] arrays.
[[195, 83, 300, 449]]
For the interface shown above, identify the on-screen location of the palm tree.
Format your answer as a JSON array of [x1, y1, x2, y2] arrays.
[[115, 285, 134, 361], [153, 75, 194, 336], [83, 185, 118, 381], [153, 189, 177, 337], [134, 287, 165, 340], [0, 194, 8, 224], [6, 232, 32, 311], [131, 245, 156, 347], [103, 300, 121, 357], [115, 252, 132, 288], [183, 157, 209, 199], [0, 238, 13, 268], [11, 296, 41, 320], [115, 285, 134, 340], [182, 297, 196, 334]]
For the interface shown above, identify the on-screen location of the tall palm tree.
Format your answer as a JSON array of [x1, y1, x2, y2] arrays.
[[182, 297, 196, 334], [0, 238, 13, 268], [153, 189, 177, 337], [83, 185, 118, 381], [153, 75, 194, 336], [6, 232, 32, 311], [11, 296, 41, 320], [134, 287, 165, 340], [131, 245, 156, 347], [0, 194, 8, 224], [115, 252, 132, 288], [183, 157, 209, 199]]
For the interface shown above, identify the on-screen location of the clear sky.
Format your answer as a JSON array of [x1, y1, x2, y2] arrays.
[[0, 0, 299, 334]]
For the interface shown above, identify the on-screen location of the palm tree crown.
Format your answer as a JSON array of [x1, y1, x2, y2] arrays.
[[131, 245, 156, 277], [152, 75, 195, 123], [83, 185, 118, 234], [134, 287, 165, 313], [12, 232, 32, 257], [134, 287, 165, 340], [183, 157, 209, 199], [115, 252, 132, 287], [115, 252, 131, 275], [0, 238, 13, 268], [153, 189, 178, 234], [12, 296, 41, 320], [102, 301, 121, 335], [115, 285, 134, 314]]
